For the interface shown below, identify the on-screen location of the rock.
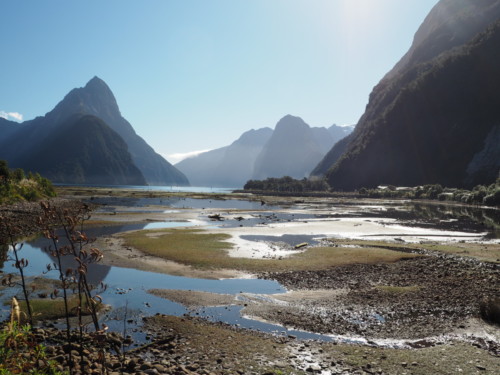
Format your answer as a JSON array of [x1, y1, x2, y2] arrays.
[[479, 297, 500, 325], [153, 364, 166, 372], [208, 214, 223, 221], [140, 362, 153, 370], [306, 364, 322, 372], [127, 359, 137, 370]]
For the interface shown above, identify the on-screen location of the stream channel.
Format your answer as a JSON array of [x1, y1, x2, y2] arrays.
[[1, 195, 499, 349]]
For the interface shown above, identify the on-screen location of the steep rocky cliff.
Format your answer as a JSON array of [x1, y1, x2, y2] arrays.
[[315, 0, 500, 189]]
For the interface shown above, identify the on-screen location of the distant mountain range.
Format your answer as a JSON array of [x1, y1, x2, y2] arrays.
[[6, 0, 494, 190], [0, 77, 189, 186], [175, 127, 273, 187], [176, 115, 353, 187], [252, 115, 352, 181], [313, 0, 500, 189]]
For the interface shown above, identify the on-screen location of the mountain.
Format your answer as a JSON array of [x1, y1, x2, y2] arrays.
[[53, 77, 188, 185], [252, 115, 335, 180], [315, 0, 500, 190], [0, 77, 189, 186], [0, 118, 24, 143], [176, 127, 273, 187], [15, 114, 146, 185], [311, 133, 354, 177], [385, 0, 500, 80], [176, 119, 353, 186]]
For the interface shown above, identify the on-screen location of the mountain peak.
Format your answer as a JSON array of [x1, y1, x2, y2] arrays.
[[82, 76, 115, 100], [275, 115, 308, 132], [233, 127, 273, 147], [84, 76, 109, 90], [51, 76, 121, 122]]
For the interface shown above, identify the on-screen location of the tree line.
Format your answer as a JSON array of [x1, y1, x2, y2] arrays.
[[244, 176, 329, 193], [244, 175, 500, 207]]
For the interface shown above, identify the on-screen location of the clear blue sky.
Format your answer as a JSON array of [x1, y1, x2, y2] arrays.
[[1, 0, 438, 163]]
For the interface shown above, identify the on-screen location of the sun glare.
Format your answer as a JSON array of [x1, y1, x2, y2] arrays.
[[338, 0, 384, 35]]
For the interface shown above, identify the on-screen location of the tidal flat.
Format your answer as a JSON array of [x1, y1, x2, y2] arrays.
[[1, 186, 499, 374]]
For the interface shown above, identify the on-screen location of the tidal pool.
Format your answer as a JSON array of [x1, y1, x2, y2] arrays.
[[1, 196, 498, 347]]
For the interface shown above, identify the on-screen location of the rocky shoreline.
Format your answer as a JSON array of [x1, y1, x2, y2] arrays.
[[1, 194, 500, 374], [257, 251, 500, 341], [0, 199, 95, 243]]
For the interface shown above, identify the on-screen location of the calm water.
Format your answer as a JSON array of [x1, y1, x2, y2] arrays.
[[91, 196, 275, 211], [57, 183, 237, 194], [1, 195, 498, 345], [0, 232, 293, 343]]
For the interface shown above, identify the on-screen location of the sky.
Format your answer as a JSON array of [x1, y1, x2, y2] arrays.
[[1, 0, 438, 164]]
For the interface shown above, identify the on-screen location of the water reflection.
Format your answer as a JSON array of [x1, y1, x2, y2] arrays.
[[0, 244, 7, 269], [241, 234, 322, 246], [319, 202, 499, 238], [404, 203, 500, 238], [1, 198, 499, 345], [5, 236, 113, 288], [90, 196, 278, 211], [0, 238, 287, 343]]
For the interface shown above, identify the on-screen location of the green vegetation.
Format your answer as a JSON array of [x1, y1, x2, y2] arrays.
[[121, 228, 421, 273], [414, 242, 500, 264], [13, 296, 101, 323], [0, 323, 64, 375], [334, 239, 500, 264], [21, 115, 147, 185], [358, 180, 500, 206], [325, 20, 500, 191], [0, 160, 56, 204], [244, 176, 329, 193], [1, 202, 107, 374], [244, 175, 500, 207]]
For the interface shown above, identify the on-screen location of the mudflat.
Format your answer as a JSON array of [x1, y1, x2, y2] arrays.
[[17, 186, 497, 373]]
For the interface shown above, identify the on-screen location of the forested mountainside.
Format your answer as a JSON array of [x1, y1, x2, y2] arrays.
[[0, 77, 188, 186], [314, 0, 500, 190]]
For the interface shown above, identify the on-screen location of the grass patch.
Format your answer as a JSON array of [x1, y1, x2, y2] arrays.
[[122, 229, 234, 269], [121, 228, 421, 273], [0, 323, 65, 375], [13, 295, 101, 322], [85, 219, 143, 227], [331, 340, 500, 375], [27, 277, 63, 292], [421, 242, 500, 263], [375, 285, 421, 294], [330, 239, 500, 264]]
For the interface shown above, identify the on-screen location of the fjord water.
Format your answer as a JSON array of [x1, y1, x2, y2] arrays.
[[56, 184, 238, 194]]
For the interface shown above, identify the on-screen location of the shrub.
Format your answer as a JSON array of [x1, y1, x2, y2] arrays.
[[0, 160, 56, 203], [483, 189, 500, 206], [0, 323, 63, 374]]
